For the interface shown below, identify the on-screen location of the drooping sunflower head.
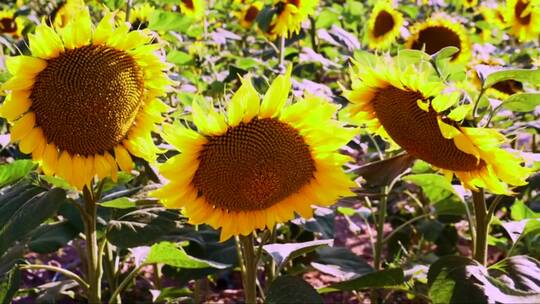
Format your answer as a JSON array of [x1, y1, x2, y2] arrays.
[[129, 3, 155, 30], [366, 1, 404, 50], [504, 0, 540, 42], [406, 15, 471, 63], [180, 0, 206, 20], [267, 0, 319, 39], [237, 1, 263, 28], [0, 7, 172, 190], [50, 0, 86, 29], [344, 54, 530, 194], [152, 67, 356, 241], [0, 9, 24, 38]]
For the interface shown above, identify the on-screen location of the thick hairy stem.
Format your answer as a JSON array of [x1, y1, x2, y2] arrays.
[[278, 35, 285, 68], [239, 234, 257, 304], [472, 189, 490, 266], [82, 186, 101, 303]]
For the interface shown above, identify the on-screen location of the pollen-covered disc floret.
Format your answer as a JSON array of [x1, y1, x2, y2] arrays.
[[406, 15, 471, 63], [152, 67, 356, 241], [344, 55, 530, 195], [0, 6, 172, 190], [31, 45, 144, 155], [366, 1, 403, 50]]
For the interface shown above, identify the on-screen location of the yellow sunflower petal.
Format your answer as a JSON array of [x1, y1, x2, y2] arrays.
[[42, 143, 59, 176], [114, 145, 134, 172], [10, 112, 36, 142], [259, 65, 292, 118], [0, 90, 32, 121]]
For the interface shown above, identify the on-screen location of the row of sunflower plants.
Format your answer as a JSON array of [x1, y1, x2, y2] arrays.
[[0, 0, 539, 303]]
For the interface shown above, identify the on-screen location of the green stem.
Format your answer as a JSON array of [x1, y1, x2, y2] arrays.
[[371, 187, 388, 304], [265, 226, 277, 289], [108, 264, 145, 304], [472, 189, 490, 266], [278, 35, 285, 68], [383, 213, 431, 243], [103, 243, 120, 304], [125, 0, 132, 22], [472, 87, 486, 123], [309, 16, 318, 53], [20, 264, 89, 292], [193, 278, 208, 303], [82, 186, 102, 304], [239, 234, 257, 304], [373, 187, 388, 270]]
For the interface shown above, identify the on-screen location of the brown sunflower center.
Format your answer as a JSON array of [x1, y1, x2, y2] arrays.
[[0, 17, 17, 33], [30, 45, 144, 156], [515, 0, 532, 25], [288, 0, 300, 7], [182, 0, 195, 10], [245, 5, 260, 23], [193, 118, 316, 212], [410, 26, 462, 60], [373, 10, 395, 38], [492, 80, 523, 95], [371, 86, 482, 171]]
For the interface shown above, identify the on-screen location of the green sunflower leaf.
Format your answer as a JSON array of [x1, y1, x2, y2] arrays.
[[428, 255, 540, 304], [0, 267, 21, 304], [0, 160, 36, 188], [266, 276, 324, 304], [148, 11, 192, 33], [0, 188, 67, 256], [263, 239, 333, 271], [145, 241, 229, 269], [318, 268, 404, 293], [500, 93, 540, 112], [484, 68, 540, 88]]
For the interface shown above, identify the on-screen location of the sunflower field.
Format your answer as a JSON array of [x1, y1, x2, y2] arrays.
[[0, 0, 539, 303]]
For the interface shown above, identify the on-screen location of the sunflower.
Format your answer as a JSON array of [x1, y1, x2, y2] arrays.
[[152, 68, 356, 241], [462, 0, 477, 9], [0, 9, 24, 38], [267, 0, 318, 38], [51, 0, 87, 29], [237, 1, 263, 28], [504, 0, 540, 42], [180, 0, 206, 20], [479, 5, 507, 29], [0, 7, 171, 190], [469, 60, 524, 100], [344, 55, 530, 194], [405, 15, 471, 64], [129, 3, 155, 30], [366, 1, 403, 50]]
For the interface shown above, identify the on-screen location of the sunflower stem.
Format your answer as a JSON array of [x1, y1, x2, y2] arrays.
[[373, 186, 388, 270], [371, 186, 389, 304], [309, 16, 318, 53], [108, 264, 145, 304], [125, 0, 133, 22], [82, 185, 102, 303], [278, 35, 285, 68], [472, 189, 491, 266], [239, 234, 257, 304]]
